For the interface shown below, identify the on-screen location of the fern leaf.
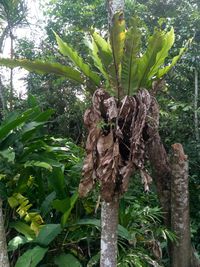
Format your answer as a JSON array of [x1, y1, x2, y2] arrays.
[[0, 58, 84, 83], [54, 32, 100, 86], [121, 18, 142, 95]]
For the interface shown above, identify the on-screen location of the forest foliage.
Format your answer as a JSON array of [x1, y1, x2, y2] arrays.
[[0, 0, 200, 266]]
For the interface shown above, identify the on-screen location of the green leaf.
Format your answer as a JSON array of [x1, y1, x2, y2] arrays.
[[61, 192, 78, 226], [33, 109, 54, 122], [24, 161, 53, 171], [8, 236, 30, 252], [136, 28, 165, 89], [54, 32, 100, 86], [147, 27, 175, 81], [10, 221, 35, 239], [52, 198, 70, 213], [85, 36, 109, 84], [110, 12, 125, 75], [48, 167, 66, 199], [0, 108, 38, 141], [157, 45, 188, 78], [0, 58, 83, 83], [92, 31, 113, 71], [92, 31, 118, 91], [54, 253, 82, 267], [40, 191, 56, 217], [121, 17, 142, 95], [35, 224, 62, 246], [21, 121, 45, 141], [15, 246, 48, 267]]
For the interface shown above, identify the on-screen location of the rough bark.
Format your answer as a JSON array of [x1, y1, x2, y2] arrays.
[[170, 143, 191, 267], [145, 97, 171, 227], [100, 198, 119, 267], [146, 97, 200, 267], [0, 199, 10, 267], [107, 0, 124, 28], [194, 69, 199, 157]]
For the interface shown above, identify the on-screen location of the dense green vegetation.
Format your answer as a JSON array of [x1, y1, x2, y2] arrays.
[[0, 0, 199, 266]]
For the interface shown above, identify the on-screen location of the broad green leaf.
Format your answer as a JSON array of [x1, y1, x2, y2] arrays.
[[157, 46, 187, 78], [52, 198, 70, 213], [48, 167, 66, 199], [54, 253, 82, 267], [8, 236, 30, 252], [121, 18, 142, 95], [40, 191, 56, 217], [85, 36, 109, 84], [0, 58, 83, 83], [33, 109, 54, 122], [21, 121, 45, 141], [147, 27, 175, 81], [0, 108, 38, 141], [136, 29, 165, 89], [110, 12, 125, 75], [15, 246, 48, 267], [92, 31, 113, 70], [24, 161, 53, 171], [92, 31, 118, 91], [61, 191, 78, 226], [54, 32, 100, 86], [35, 224, 62, 246], [10, 221, 35, 239]]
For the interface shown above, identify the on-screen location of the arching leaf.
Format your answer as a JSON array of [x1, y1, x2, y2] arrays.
[[15, 246, 48, 267], [136, 29, 165, 89], [92, 31, 118, 92], [110, 12, 126, 76], [147, 27, 175, 81], [0, 58, 83, 83], [121, 18, 142, 95], [92, 31, 113, 70], [85, 36, 109, 84], [35, 224, 62, 246], [156, 39, 192, 78], [54, 32, 100, 86], [54, 253, 82, 267]]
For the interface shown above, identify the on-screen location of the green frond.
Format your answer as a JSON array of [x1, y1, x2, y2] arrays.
[[0, 58, 84, 83], [54, 32, 100, 86], [121, 17, 142, 95]]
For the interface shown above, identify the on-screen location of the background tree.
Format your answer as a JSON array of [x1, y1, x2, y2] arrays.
[[0, 0, 28, 111]]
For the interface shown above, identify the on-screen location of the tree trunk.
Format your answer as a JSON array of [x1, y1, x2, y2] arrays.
[[194, 69, 199, 157], [146, 97, 200, 267], [0, 199, 10, 267], [146, 97, 171, 227], [170, 143, 191, 267], [107, 0, 124, 28], [100, 198, 119, 267], [9, 30, 14, 111], [100, 2, 125, 267]]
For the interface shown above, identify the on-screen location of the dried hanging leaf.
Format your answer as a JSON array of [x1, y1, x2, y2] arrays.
[[79, 88, 154, 201], [140, 169, 152, 192]]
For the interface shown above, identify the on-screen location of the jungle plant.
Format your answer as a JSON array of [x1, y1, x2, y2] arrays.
[[0, 8, 191, 266], [0, 97, 87, 266]]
